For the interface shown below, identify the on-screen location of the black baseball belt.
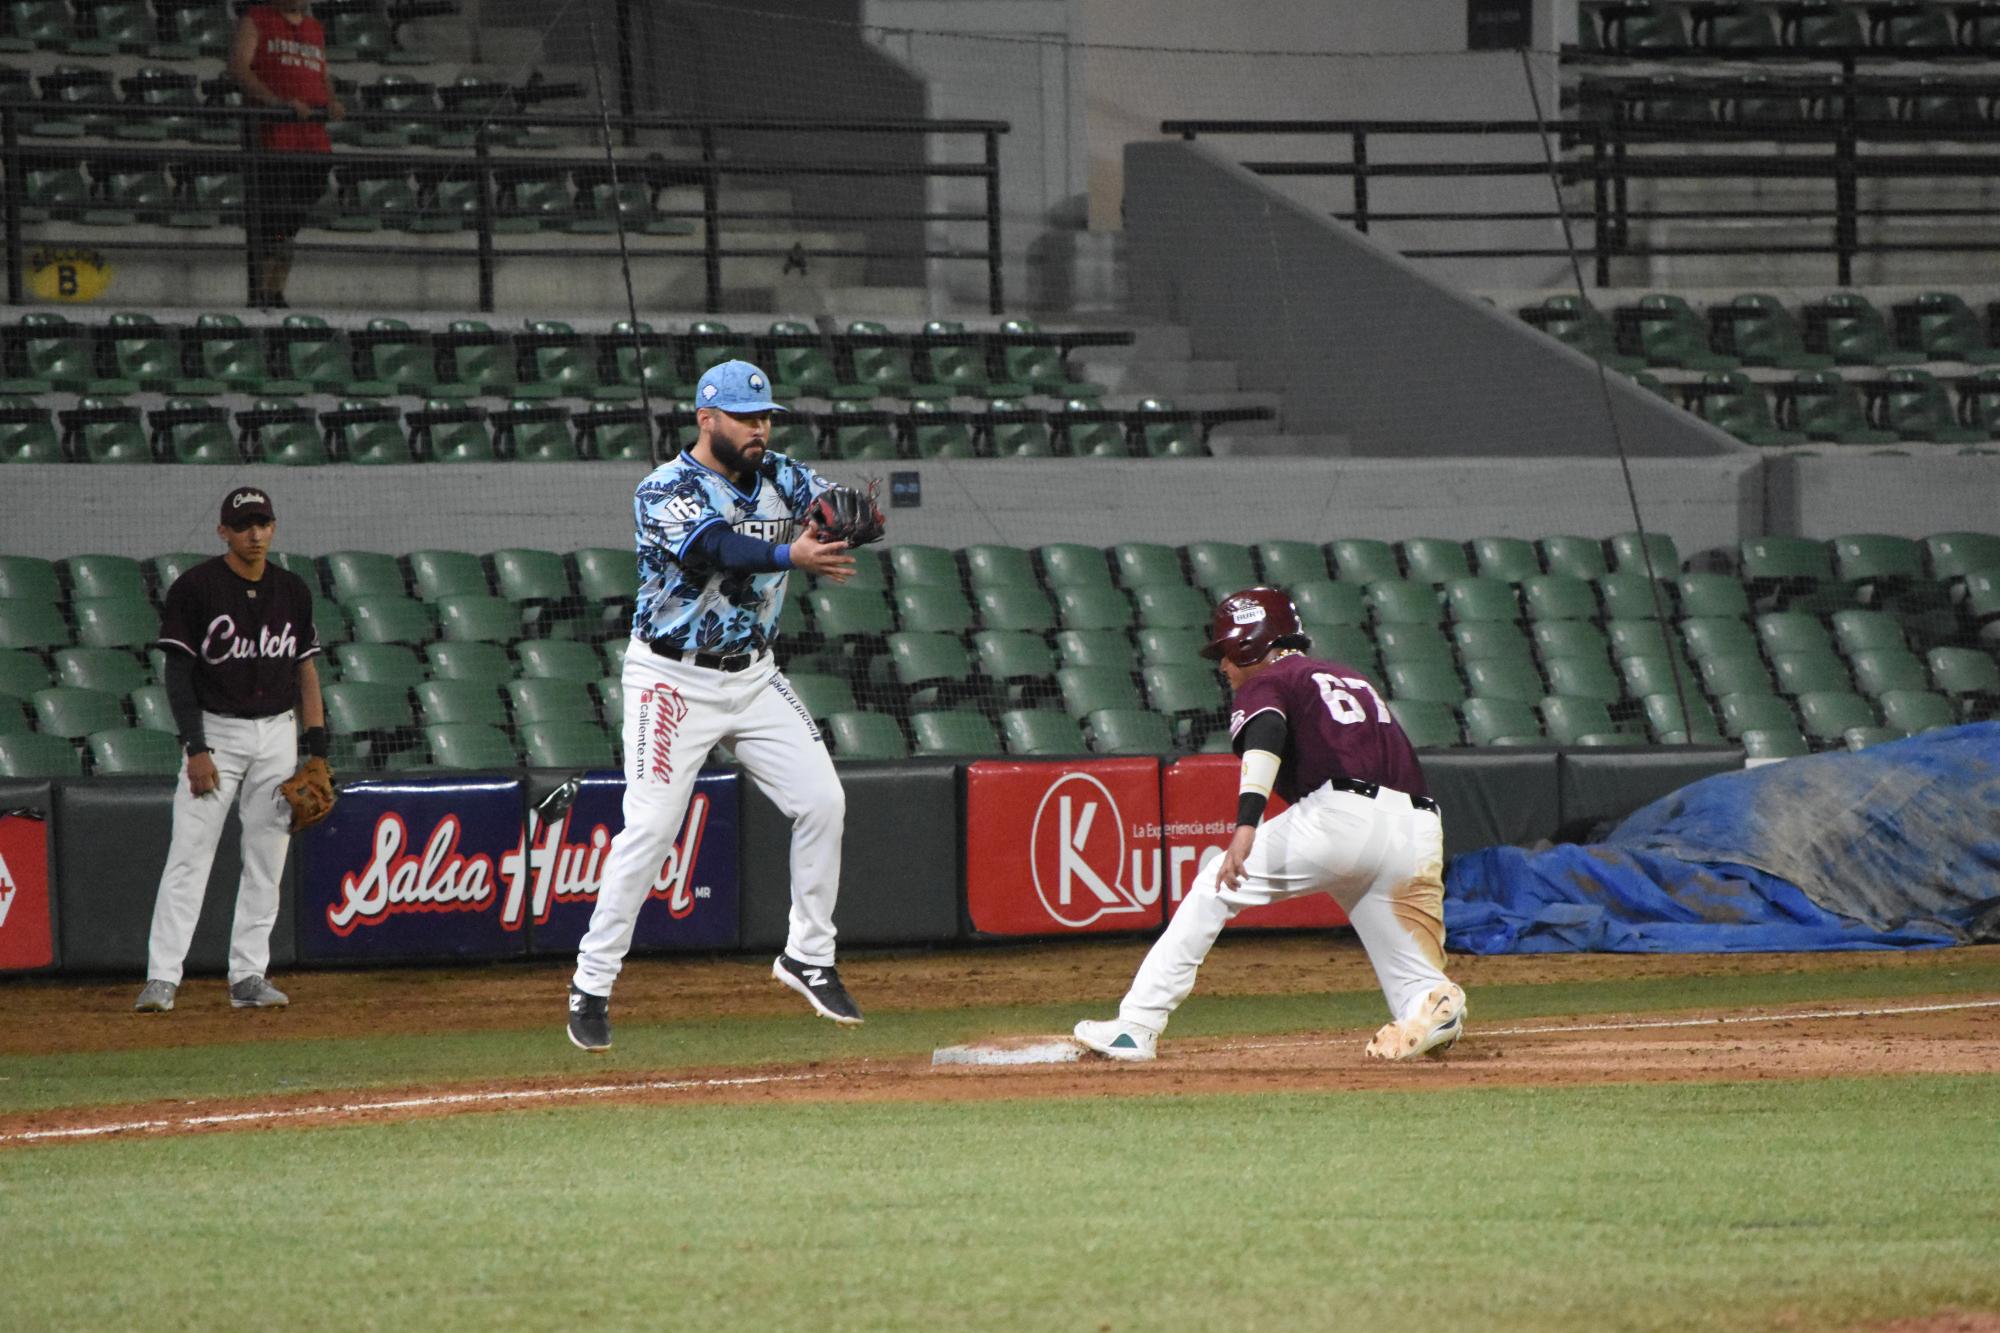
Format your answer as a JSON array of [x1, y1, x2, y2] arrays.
[[647, 639, 762, 673], [1331, 775, 1441, 815]]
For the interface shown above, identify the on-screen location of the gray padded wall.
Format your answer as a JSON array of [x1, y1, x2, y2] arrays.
[[1559, 747, 1745, 836], [739, 760, 962, 950], [54, 779, 297, 977], [1124, 139, 1748, 459], [1424, 751, 1563, 860]]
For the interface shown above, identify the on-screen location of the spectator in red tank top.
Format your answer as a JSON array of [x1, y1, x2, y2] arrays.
[[229, 1, 345, 309]]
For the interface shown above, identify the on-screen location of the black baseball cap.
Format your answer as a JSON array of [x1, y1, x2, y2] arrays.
[[221, 486, 275, 525]]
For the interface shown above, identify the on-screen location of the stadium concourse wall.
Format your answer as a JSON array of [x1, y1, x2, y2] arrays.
[[0, 747, 1746, 978]]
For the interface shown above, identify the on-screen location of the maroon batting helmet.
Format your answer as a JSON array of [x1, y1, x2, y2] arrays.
[[1199, 587, 1307, 667]]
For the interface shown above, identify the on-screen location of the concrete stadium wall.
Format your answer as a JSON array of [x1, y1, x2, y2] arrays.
[[1764, 454, 2000, 540], [1123, 139, 1750, 459], [0, 455, 1760, 561]]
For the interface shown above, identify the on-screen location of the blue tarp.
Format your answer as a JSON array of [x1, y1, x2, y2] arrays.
[[1445, 723, 2000, 954]]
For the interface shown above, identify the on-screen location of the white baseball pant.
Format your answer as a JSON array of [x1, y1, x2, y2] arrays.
[[572, 637, 844, 996], [1118, 783, 1452, 1034], [145, 710, 297, 986]]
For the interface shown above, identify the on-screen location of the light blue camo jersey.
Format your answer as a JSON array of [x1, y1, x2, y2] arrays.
[[631, 450, 835, 653]]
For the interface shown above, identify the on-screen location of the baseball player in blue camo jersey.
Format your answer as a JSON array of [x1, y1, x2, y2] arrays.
[[567, 360, 867, 1051], [1074, 587, 1466, 1063]]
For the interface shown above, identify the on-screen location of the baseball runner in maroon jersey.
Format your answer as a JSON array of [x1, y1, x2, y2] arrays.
[[134, 486, 325, 1013], [1074, 586, 1465, 1062]]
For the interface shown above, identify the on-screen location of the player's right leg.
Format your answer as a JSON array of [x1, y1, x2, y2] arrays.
[[140, 717, 248, 1000], [569, 645, 728, 1047], [1344, 803, 1463, 1059]]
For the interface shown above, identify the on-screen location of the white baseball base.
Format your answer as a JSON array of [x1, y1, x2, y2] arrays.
[[930, 1037, 1085, 1067]]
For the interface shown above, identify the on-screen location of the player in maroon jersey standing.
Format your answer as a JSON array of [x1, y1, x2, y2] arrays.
[[1074, 587, 1466, 1062], [230, 0, 345, 309]]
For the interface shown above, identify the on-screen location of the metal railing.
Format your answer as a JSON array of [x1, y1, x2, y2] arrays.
[[2, 102, 1009, 312], [1161, 107, 2000, 286]]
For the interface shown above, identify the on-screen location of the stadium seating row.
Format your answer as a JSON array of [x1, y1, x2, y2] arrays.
[[0, 313, 1112, 407], [1575, 2, 2000, 54], [1571, 70, 2000, 130], [0, 0, 429, 63]]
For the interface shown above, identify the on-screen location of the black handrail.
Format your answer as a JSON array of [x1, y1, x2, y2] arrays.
[[1, 103, 1009, 313], [1160, 112, 2000, 286]]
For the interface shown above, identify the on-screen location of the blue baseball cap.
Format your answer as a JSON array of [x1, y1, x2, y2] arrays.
[[695, 359, 787, 414]]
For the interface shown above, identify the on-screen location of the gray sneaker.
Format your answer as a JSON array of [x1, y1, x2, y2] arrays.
[[134, 979, 177, 1013], [229, 976, 289, 1009]]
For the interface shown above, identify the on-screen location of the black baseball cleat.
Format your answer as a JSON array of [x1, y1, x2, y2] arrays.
[[567, 983, 611, 1052], [771, 954, 864, 1024]]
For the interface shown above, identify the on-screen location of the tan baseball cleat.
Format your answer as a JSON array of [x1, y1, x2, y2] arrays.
[[1365, 983, 1466, 1060]]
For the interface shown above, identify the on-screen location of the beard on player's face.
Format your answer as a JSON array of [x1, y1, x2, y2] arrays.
[[704, 410, 770, 476]]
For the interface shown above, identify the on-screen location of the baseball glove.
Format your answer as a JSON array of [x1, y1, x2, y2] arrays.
[[805, 481, 886, 548], [279, 756, 337, 833]]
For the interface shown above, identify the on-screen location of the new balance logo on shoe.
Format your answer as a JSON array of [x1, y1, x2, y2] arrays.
[[772, 954, 863, 1024], [802, 967, 826, 987]]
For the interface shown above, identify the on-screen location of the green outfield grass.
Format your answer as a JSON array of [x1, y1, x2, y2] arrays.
[[2, 1077, 1995, 1332], [4, 953, 1998, 1114]]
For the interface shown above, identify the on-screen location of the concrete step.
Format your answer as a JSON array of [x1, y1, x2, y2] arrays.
[[1211, 431, 1348, 458], [1082, 358, 1242, 396]]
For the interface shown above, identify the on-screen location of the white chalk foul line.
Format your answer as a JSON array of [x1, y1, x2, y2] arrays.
[[1229, 997, 2000, 1055], [0, 1072, 827, 1146]]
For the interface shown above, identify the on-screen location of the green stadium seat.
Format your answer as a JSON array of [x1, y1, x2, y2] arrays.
[[515, 640, 602, 684], [972, 585, 1057, 635], [1133, 584, 1209, 630], [335, 643, 425, 687], [1675, 573, 1751, 620], [1443, 577, 1518, 624], [1923, 532, 2000, 585], [1462, 696, 1546, 746], [311, 598, 350, 645], [1000, 708, 1087, 756], [884, 632, 977, 710], [189, 313, 307, 395], [1756, 611, 1833, 657], [1059, 402, 1125, 458], [1470, 536, 1541, 584], [1532, 620, 1610, 667], [1543, 655, 1623, 704], [1305, 625, 1377, 676], [87, 727, 180, 775], [0, 396, 61, 463], [1183, 542, 1257, 595], [1255, 541, 1331, 588], [1840, 725, 1902, 751], [1375, 622, 1452, 665], [886, 545, 959, 590], [63, 554, 146, 601], [908, 399, 975, 459], [1808, 293, 1922, 368], [1290, 581, 1368, 626], [1134, 626, 1207, 667], [275, 315, 381, 395], [0, 647, 50, 700], [1084, 708, 1174, 756], [1367, 580, 1444, 628], [1682, 616, 1762, 661], [1847, 648, 1929, 699], [405, 550, 489, 602], [424, 640, 512, 685], [414, 680, 509, 729], [1519, 295, 1644, 371], [1879, 369, 1985, 444], [1619, 651, 1701, 702], [1927, 647, 2000, 719], [436, 595, 522, 645], [892, 585, 974, 636], [1878, 689, 1957, 736], [1539, 535, 1608, 581], [1599, 583, 1672, 632], [1641, 691, 1725, 745], [847, 321, 946, 399], [520, 720, 617, 769], [1829, 533, 1929, 599], [146, 553, 206, 599], [1796, 691, 1877, 746], [32, 685, 124, 738], [53, 646, 146, 696], [1388, 698, 1460, 749], [1719, 691, 1797, 739], [102, 314, 202, 394], [1055, 585, 1134, 633], [1058, 666, 1142, 718], [73, 597, 155, 651], [1039, 543, 1114, 590], [1609, 532, 1679, 577], [345, 596, 435, 647], [1628, 294, 1737, 371], [1521, 575, 1596, 622], [1784, 370, 1897, 445], [0, 598, 71, 651], [809, 585, 895, 648], [961, 544, 1038, 590], [1399, 538, 1471, 585], [425, 722, 519, 770], [826, 711, 908, 761], [1692, 371, 1809, 446], [0, 732, 82, 777], [1712, 293, 1832, 370], [1109, 543, 1185, 590], [784, 672, 854, 723], [1453, 620, 1533, 664], [1539, 695, 1629, 746], [1897, 292, 2000, 365], [66, 396, 151, 464], [1699, 653, 1777, 699], [0, 696, 26, 734], [128, 683, 171, 733], [1142, 662, 1226, 747], [766, 320, 865, 400], [322, 680, 418, 762], [910, 710, 1002, 757], [571, 547, 639, 621], [326, 551, 406, 602], [996, 318, 1097, 397], [0, 555, 60, 602], [971, 630, 1055, 706], [1741, 725, 1811, 760], [1054, 629, 1135, 675], [239, 399, 327, 466], [1462, 656, 1544, 705], [506, 678, 597, 726], [1385, 659, 1466, 707], [1830, 609, 1907, 657], [1332, 539, 1401, 585]]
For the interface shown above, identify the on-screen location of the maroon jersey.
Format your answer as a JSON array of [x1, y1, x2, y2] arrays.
[[1227, 654, 1428, 802], [156, 557, 320, 717]]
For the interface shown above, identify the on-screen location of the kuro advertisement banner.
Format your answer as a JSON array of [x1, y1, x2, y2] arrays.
[[298, 777, 526, 963], [0, 811, 54, 972], [964, 759, 1165, 937], [516, 770, 739, 956], [1162, 756, 1348, 929]]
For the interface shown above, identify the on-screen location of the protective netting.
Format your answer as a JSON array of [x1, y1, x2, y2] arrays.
[[0, 4, 1996, 778]]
